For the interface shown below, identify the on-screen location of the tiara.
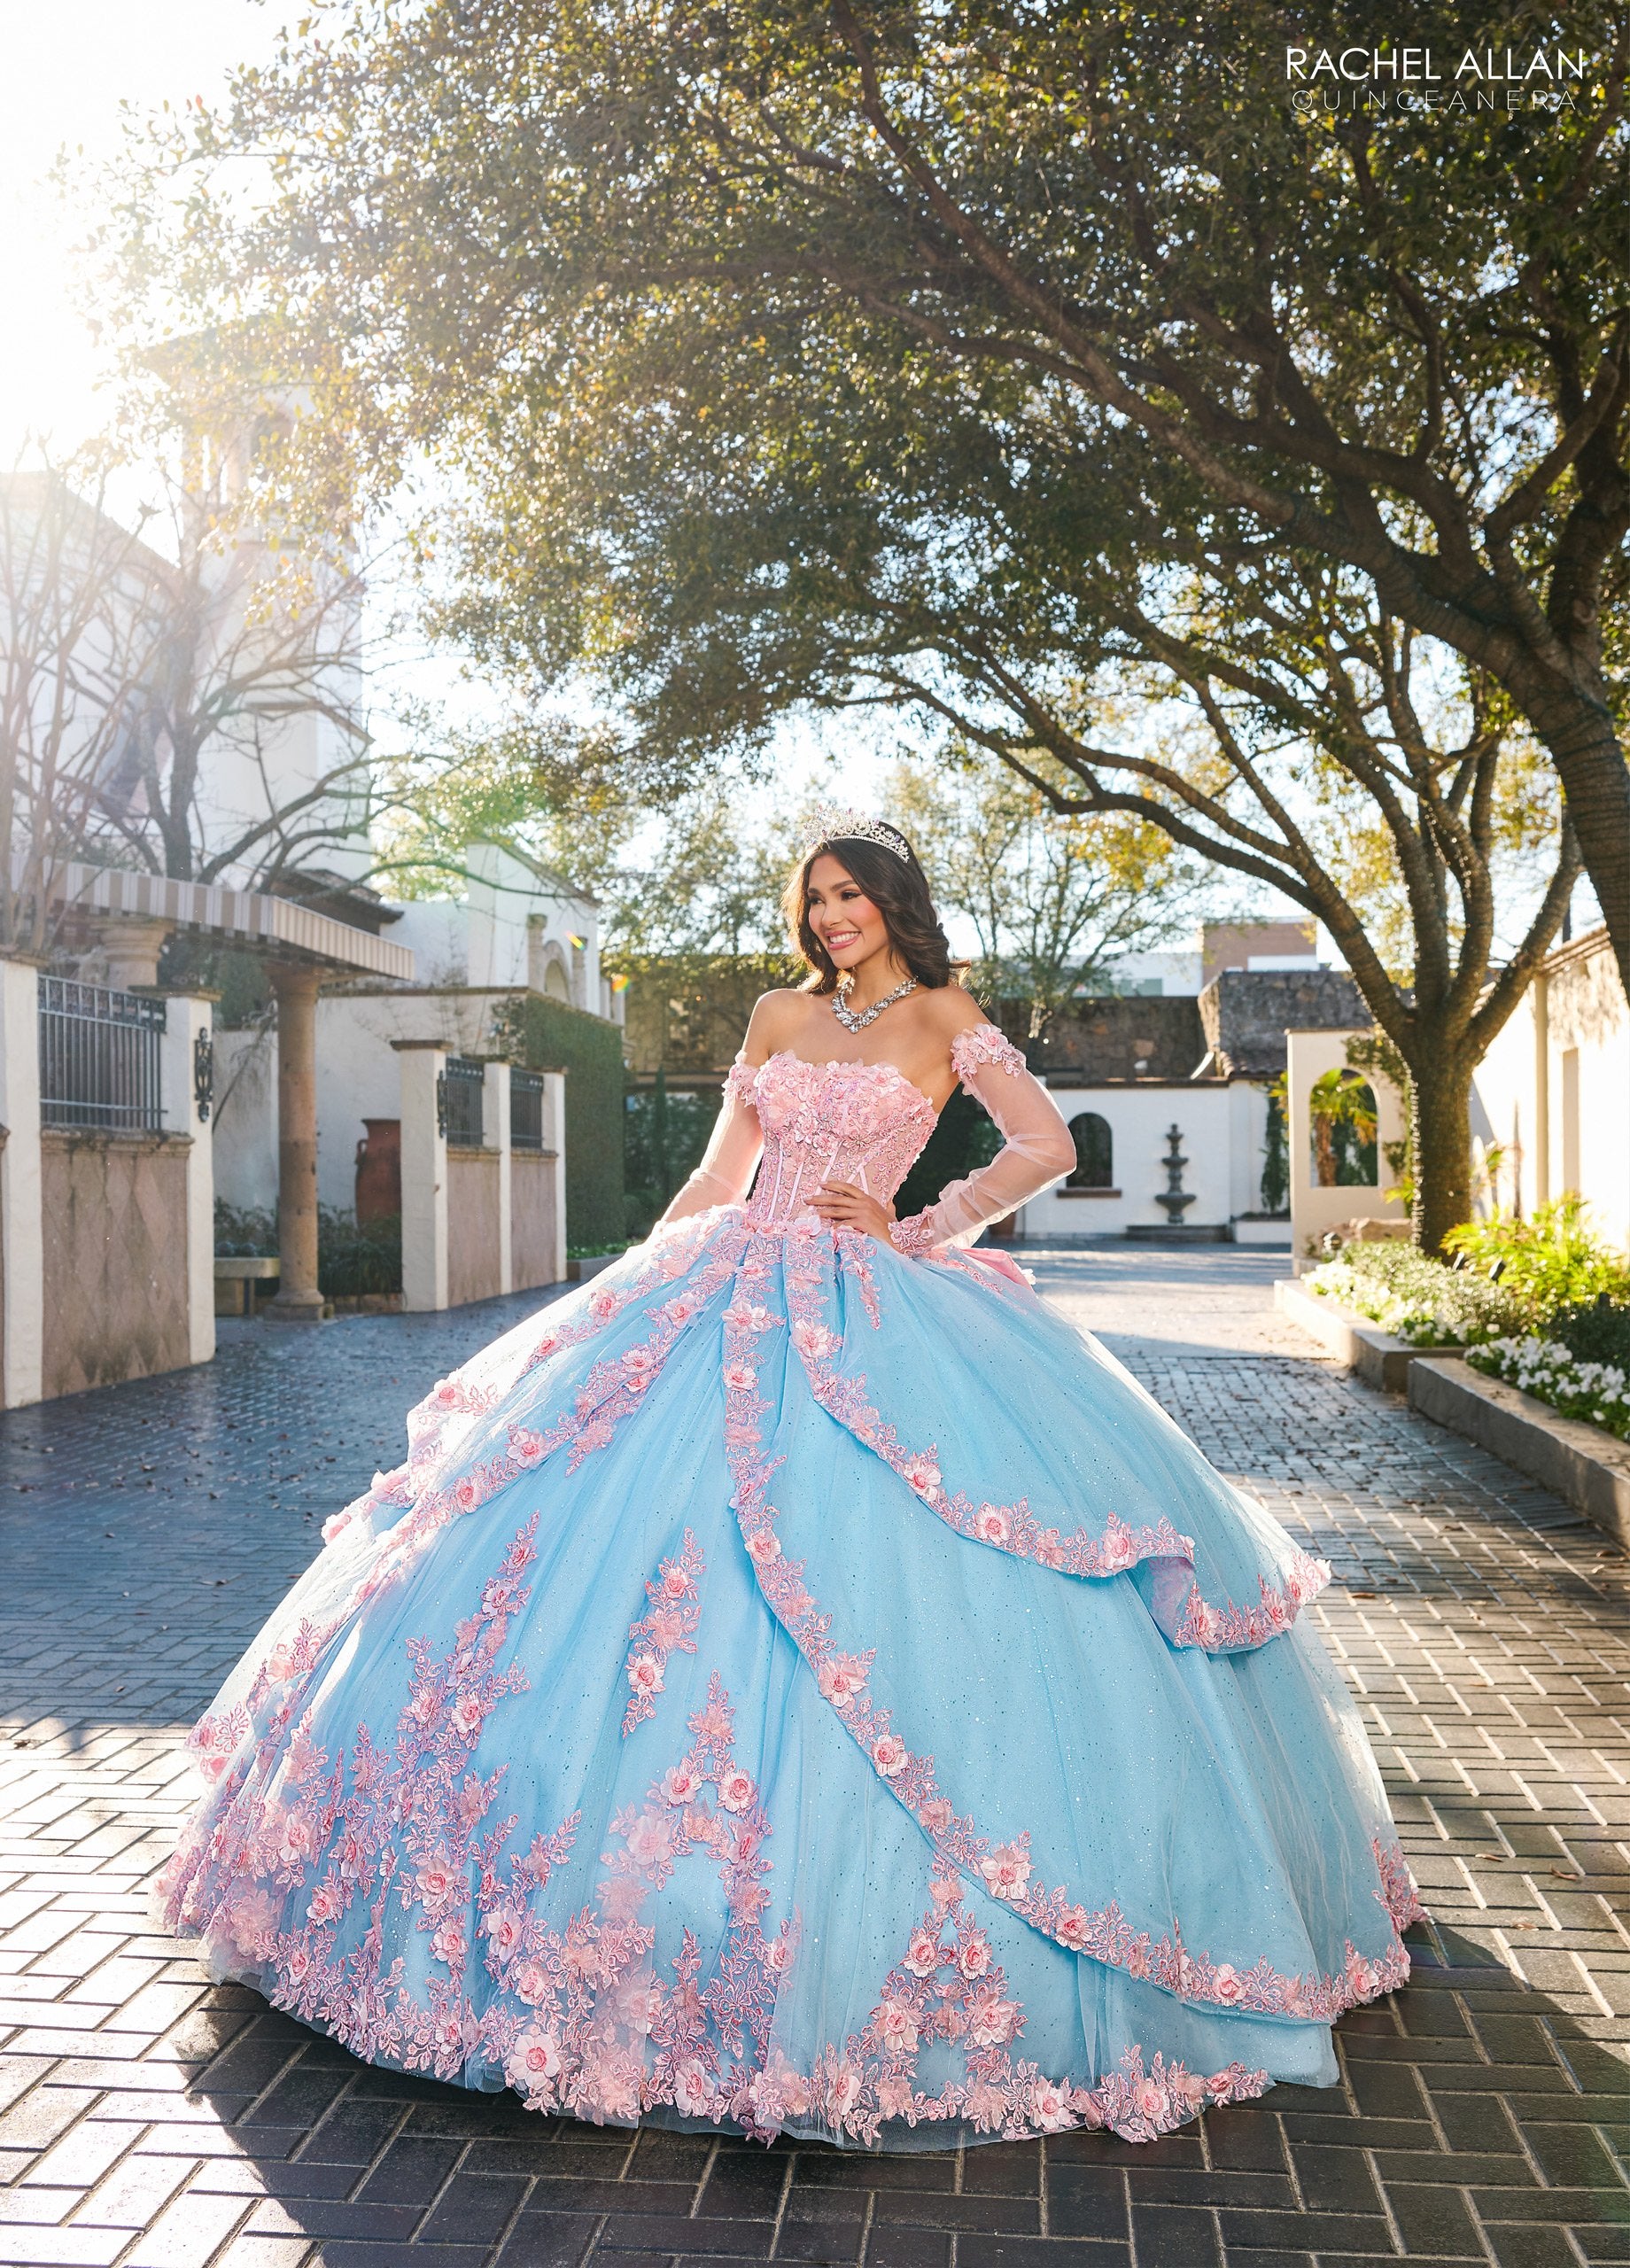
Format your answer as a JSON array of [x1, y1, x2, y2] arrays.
[[798, 802, 911, 862]]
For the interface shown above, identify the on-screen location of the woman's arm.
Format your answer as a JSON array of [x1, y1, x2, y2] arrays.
[[889, 1019, 1076, 1255], [654, 993, 784, 1225]]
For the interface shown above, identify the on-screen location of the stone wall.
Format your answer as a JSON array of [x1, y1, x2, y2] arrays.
[[1198, 968, 1370, 1079], [446, 1149, 503, 1309], [41, 1131, 191, 1398], [1023, 996, 1207, 1084]]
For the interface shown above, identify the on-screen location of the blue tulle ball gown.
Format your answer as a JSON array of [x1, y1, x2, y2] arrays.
[[158, 1024, 1423, 2150]]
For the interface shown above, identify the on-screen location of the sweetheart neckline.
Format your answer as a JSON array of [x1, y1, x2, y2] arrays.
[[752, 1048, 944, 1117]]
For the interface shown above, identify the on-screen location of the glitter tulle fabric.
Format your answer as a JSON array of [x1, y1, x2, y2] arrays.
[[157, 1029, 1422, 2151]]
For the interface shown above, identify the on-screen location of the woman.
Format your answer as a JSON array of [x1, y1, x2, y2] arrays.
[[158, 807, 1422, 2151]]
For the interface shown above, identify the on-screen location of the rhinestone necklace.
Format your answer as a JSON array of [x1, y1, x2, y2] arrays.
[[831, 975, 918, 1033]]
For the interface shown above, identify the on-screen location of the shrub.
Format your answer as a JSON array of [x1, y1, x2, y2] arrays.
[[1444, 1196, 1630, 1320], [1304, 1243, 1523, 1346], [318, 1208, 401, 1298], [1548, 1296, 1630, 1372], [214, 1200, 276, 1257]]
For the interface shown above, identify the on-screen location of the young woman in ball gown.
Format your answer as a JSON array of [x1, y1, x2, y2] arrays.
[[158, 808, 1421, 2151]]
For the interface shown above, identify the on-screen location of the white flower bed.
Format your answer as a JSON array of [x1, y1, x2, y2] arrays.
[[1466, 1336, 1630, 1443], [1301, 1257, 1480, 1347]]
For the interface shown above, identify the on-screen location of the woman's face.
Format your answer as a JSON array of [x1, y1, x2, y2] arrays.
[[805, 853, 890, 973]]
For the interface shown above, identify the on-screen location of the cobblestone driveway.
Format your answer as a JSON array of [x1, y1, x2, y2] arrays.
[[1, 1249, 1626, 2268]]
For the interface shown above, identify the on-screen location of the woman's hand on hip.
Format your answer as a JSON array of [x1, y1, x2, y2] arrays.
[[810, 1180, 896, 1239]]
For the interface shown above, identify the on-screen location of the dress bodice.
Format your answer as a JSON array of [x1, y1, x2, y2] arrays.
[[735, 1052, 937, 1225]]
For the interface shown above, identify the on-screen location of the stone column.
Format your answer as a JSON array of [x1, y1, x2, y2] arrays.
[[483, 1060, 514, 1297], [160, 990, 218, 1367], [96, 918, 173, 991], [267, 962, 327, 1322], [0, 957, 44, 1407], [395, 1041, 449, 1312]]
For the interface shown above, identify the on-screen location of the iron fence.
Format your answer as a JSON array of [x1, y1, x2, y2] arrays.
[[38, 976, 166, 1133], [440, 1054, 487, 1147], [510, 1068, 546, 1152]]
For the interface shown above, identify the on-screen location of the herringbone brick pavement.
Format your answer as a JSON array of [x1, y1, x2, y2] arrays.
[[0, 1251, 1625, 2268]]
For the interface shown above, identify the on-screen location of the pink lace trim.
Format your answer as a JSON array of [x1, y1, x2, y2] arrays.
[[717, 1236, 1415, 2020], [781, 1231, 1331, 1643], [158, 1537, 1404, 2148], [622, 1531, 705, 1735], [889, 1209, 942, 1258], [951, 1022, 1028, 1085]]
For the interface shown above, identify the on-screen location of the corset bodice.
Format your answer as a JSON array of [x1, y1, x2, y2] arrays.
[[734, 1051, 937, 1225]]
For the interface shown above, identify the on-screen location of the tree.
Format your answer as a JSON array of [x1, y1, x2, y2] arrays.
[[1, 451, 169, 951], [101, 0, 1611, 1241], [892, 756, 1206, 1038], [1, 430, 385, 945], [104, 0, 1630, 986]]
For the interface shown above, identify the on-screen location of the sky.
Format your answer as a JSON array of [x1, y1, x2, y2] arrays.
[[0, 0, 279, 457]]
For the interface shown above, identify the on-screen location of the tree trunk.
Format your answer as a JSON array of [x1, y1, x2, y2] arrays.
[[1524, 684, 1630, 1003], [1410, 1056, 1475, 1258]]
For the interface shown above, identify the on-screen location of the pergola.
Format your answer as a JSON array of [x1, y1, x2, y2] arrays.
[[51, 858, 415, 1321]]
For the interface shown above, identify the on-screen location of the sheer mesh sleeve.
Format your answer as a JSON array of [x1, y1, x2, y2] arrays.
[[889, 1024, 1075, 1256], [656, 1054, 765, 1224]]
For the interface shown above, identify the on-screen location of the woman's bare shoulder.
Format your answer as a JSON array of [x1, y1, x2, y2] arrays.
[[741, 988, 809, 1055], [922, 982, 994, 1037]]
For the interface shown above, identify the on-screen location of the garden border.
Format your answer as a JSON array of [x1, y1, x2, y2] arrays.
[[1408, 1357, 1630, 1551], [1272, 1278, 1457, 1391]]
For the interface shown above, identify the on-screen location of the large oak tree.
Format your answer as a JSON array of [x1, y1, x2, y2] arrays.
[[107, 0, 1620, 1239]]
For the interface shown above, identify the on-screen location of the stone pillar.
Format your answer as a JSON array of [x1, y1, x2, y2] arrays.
[[543, 1068, 568, 1285], [96, 918, 173, 991], [483, 1059, 514, 1296], [395, 1040, 449, 1312], [160, 990, 218, 1367], [267, 962, 326, 1322], [0, 957, 44, 1408]]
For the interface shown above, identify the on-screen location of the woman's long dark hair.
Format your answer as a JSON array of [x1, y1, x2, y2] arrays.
[[781, 826, 960, 995]]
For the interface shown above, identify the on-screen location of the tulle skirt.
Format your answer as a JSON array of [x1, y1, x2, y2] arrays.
[[156, 1209, 1422, 2149]]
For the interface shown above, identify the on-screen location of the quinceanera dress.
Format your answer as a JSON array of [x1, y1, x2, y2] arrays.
[[158, 1023, 1423, 2150]]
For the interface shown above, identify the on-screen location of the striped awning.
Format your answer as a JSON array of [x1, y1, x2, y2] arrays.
[[41, 858, 415, 980]]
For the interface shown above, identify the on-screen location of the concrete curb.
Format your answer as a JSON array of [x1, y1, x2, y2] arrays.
[[1409, 1357, 1630, 1551], [1272, 1278, 1458, 1392]]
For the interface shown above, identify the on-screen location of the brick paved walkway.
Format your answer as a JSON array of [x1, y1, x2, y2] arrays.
[[1, 1251, 1626, 2268]]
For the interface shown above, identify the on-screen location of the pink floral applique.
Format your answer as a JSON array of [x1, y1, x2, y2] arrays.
[[621, 1530, 706, 1735], [950, 1022, 1028, 1086]]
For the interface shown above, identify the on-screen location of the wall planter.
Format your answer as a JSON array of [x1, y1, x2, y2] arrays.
[[1273, 1277, 1458, 1392], [1409, 1358, 1630, 1551]]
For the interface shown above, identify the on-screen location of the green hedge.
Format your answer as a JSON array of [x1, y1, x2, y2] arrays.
[[500, 995, 628, 1252], [891, 1089, 1004, 1220]]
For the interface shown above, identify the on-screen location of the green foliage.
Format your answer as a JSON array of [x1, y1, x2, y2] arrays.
[[893, 1089, 1005, 1223], [1258, 1081, 1289, 1216], [212, 1200, 402, 1295], [214, 1200, 276, 1257], [1443, 1196, 1630, 1321], [1548, 1298, 1630, 1373], [1304, 1242, 1524, 1347], [110, 0, 1612, 1236], [497, 992, 627, 1252], [317, 1209, 402, 1297], [624, 1076, 720, 1239], [1308, 1068, 1378, 1188]]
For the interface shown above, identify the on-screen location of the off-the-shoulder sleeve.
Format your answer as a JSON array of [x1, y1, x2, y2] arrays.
[[656, 1052, 765, 1223], [889, 1024, 1076, 1257]]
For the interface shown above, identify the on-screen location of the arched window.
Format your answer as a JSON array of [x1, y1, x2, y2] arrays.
[[1067, 1111, 1114, 1189], [1308, 1071, 1378, 1187]]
